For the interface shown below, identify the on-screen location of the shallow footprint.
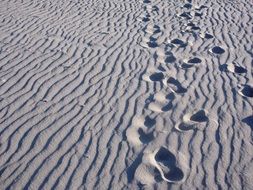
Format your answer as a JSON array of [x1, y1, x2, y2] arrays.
[[126, 116, 156, 147], [155, 147, 184, 183], [147, 92, 174, 113]]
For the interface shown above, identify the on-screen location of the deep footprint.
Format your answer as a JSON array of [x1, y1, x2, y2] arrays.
[[155, 147, 184, 182]]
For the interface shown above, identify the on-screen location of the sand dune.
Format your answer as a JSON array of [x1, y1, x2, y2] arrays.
[[0, 0, 253, 189]]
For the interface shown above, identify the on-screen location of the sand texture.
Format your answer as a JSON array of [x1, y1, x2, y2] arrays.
[[0, 0, 253, 189]]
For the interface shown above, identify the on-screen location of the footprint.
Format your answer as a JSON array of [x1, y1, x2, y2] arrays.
[[140, 36, 159, 48], [145, 5, 159, 12], [195, 5, 208, 11], [175, 123, 195, 131], [147, 92, 174, 113], [209, 46, 225, 54], [154, 147, 184, 183], [170, 39, 187, 48], [144, 116, 156, 128], [190, 110, 208, 122], [126, 116, 156, 147], [143, 0, 151, 3], [164, 77, 187, 94], [138, 128, 155, 144], [191, 26, 201, 31], [183, 3, 192, 9], [142, 17, 150, 22], [144, 24, 161, 34], [165, 54, 177, 64], [225, 63, 247, 74], [186, 57, 202, 64], [175, 109, 209, 132], [155, 47, 175, 64], [238, 85, 253, 98], [180, 63, 194, 69], [142, 68, 165, 82], [194, 12, 203, 17], [178, 12, 192, 20], [149, 72, 165, 81], [200, 33, 214, 39], [186, 22, 196, 27]]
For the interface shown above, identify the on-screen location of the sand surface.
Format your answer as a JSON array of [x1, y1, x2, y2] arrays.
[[0, 0, 253, 189]]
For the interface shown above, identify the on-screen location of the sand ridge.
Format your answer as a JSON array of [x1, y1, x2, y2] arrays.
[[0, 0, 253, 189]]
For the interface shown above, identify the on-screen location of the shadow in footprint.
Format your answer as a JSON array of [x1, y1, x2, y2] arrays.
[[165, 55, 176, 64], [138, 128, 154, 144], [155, 147, 184, 182], [162, 102, 173, 112], [195, 5, 208, 11], [167, 77, 187, 94], [204, 33, 214, 39], [144, 116, 156, 128], [143, 0, 151, 3], [142, 17, 150, 22], [191, 26, 200, 31], [195, 12, 203, 17], [181, 63, 194, 69], [147, 41, 158, 48], [231, 65, 247, 74], [183, 3, 192, 9], [150, 72, 164, 81], [242, 116, 253, 129], [179, 12, 192, 20], [211, 46, 225, 54], [177, 123, 195, 131], [240, 85, 253, 98], [187, 57, 202, 64], [190, 110, 208, 122], [171, 39, 187, 47]]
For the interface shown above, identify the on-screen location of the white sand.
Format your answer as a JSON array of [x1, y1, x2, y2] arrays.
[[0, 0, 253, 189]]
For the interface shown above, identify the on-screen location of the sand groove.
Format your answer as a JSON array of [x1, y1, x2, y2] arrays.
[[0, 0, 253, 189]]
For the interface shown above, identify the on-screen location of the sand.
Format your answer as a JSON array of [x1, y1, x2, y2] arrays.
[[0, 0, 252, 189]]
